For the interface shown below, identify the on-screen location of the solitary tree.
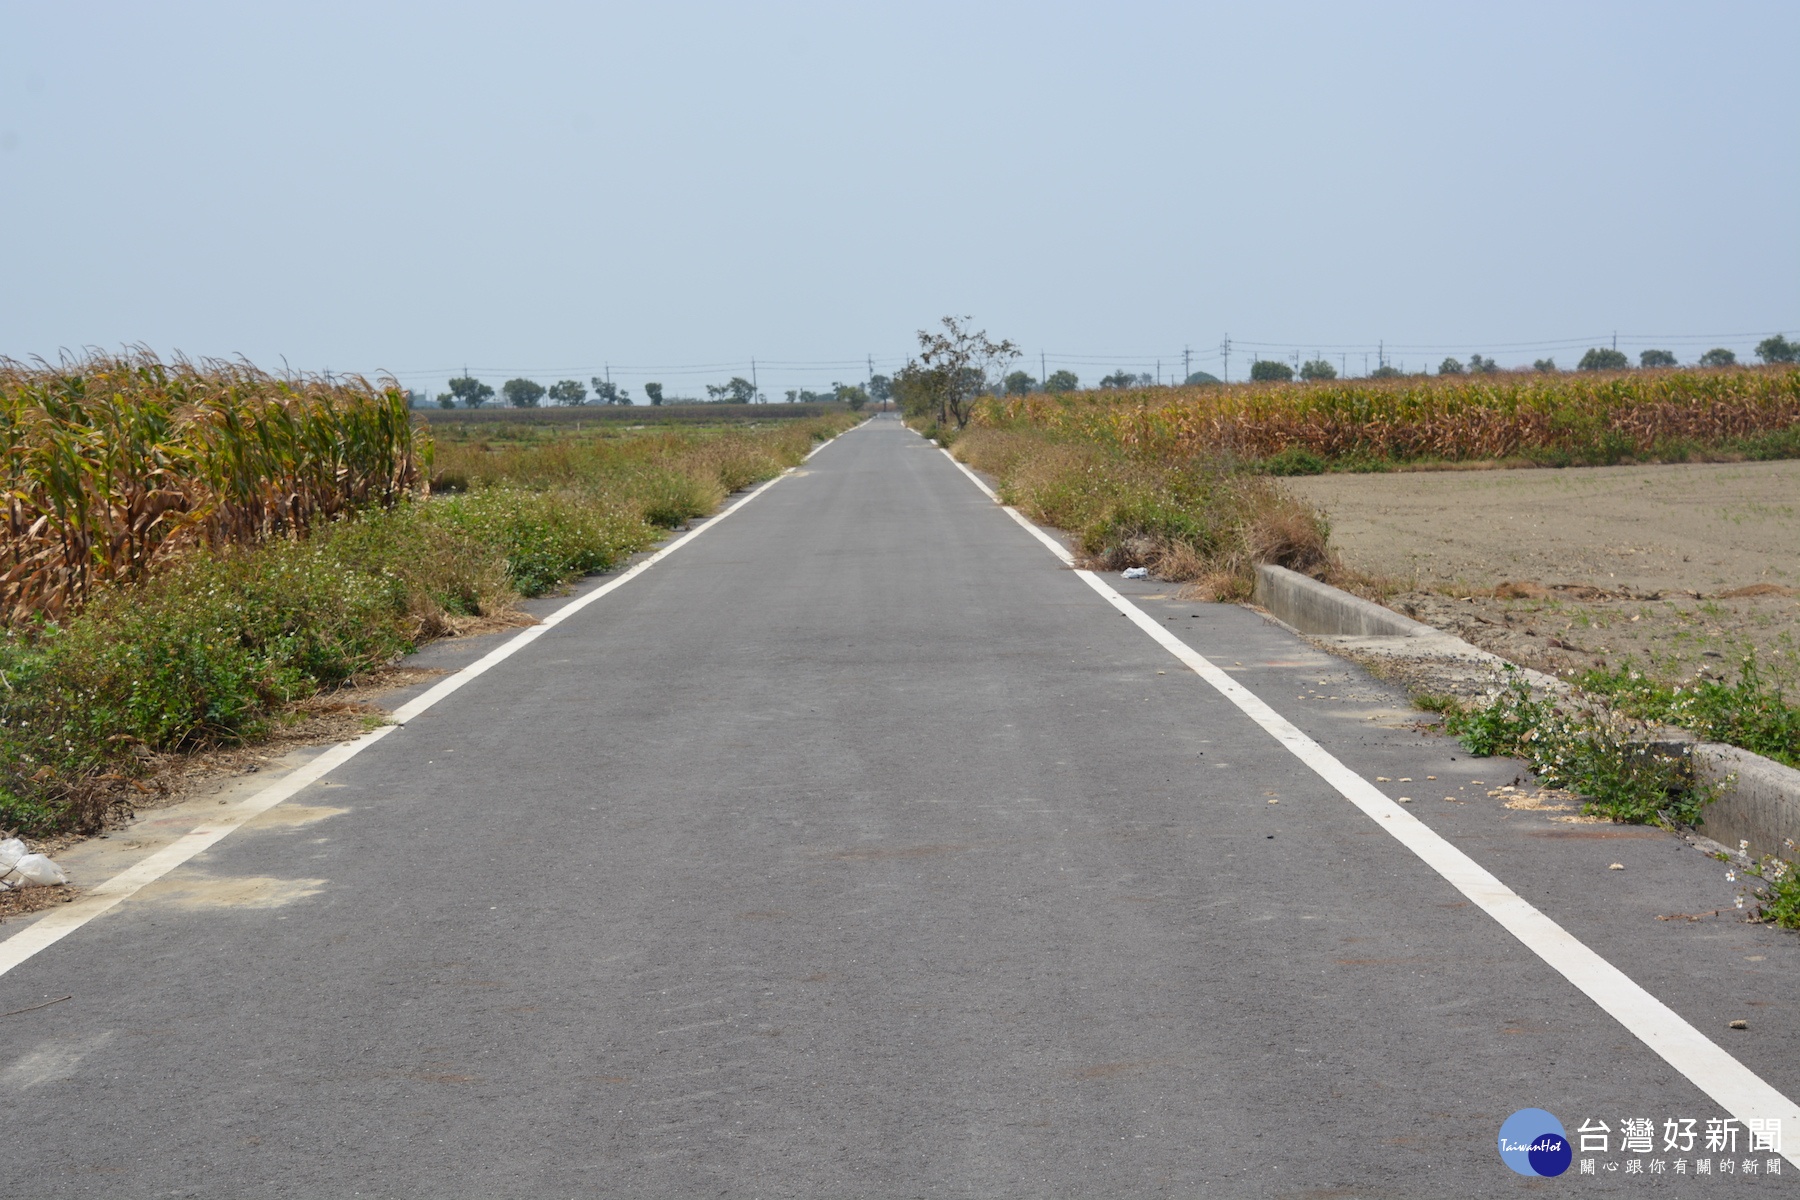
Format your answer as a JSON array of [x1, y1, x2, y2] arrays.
[[868, 374, 893, 404], [1468, 354, 1499, 374], [895, 316, 1020, 429], [1639, 349, 1678, 368], [644, 382, 664, 406], [1043, 369, 1080, 393], [1299, 358, 1337, 381], [442, 375, 494, 408], [1439, 357, 1466, 376], [1578, 347, 1630, 371], [1249, 359, 1294, 382], [835, 382, 870, 411], [503, 378, 547, 407], [547, 379, 587, 405], [1369, 364, 1403, 379], [1757, 334, 1799, 364], [1533, 358, 1558, 373], [1185, 371, 1222, 385], [1003, 370, 1037, 395], [1698, 347, 1738, 368]]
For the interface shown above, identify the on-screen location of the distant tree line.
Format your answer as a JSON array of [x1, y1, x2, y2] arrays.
[[430, 372, 887, 409], [425, 333, 1800, 409], [436, 375, 634, 408], [988, 367, 1217, 395], [1241, 334, 1797, 382]]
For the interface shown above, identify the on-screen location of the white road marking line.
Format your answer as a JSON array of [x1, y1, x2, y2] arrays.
[[939, 443, 1800, 1165], [0, 425, 862, 981]]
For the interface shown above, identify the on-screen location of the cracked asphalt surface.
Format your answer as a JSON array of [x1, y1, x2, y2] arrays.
[[2, 415, 1794, 1196]]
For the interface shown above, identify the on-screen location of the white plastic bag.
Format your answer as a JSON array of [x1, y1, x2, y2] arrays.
[[1122, 567, 1150, 580], [0, 839, 67, 888], [9, 854, 68, 887]]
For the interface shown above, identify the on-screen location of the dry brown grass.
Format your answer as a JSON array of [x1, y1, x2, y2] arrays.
[[954, 425, 1330, 598]]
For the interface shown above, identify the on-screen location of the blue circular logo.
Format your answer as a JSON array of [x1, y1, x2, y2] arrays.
[[1499, 1108, 1572, 1177]]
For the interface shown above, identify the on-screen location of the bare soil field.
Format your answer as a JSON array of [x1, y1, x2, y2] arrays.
[[1287, 460, 1800, 682]]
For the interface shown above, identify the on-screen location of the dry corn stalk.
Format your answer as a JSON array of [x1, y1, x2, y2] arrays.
[[975, 365, 1800, 465], [0, 350, 425, 623]]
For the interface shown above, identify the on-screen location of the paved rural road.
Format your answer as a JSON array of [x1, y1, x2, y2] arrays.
[[3, 415, 1797, 1197]]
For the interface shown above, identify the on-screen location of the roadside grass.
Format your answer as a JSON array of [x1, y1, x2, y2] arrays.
[[431, 423, 823, 497], [0, 413, 856, 835], [950, 425, 1330, 598]]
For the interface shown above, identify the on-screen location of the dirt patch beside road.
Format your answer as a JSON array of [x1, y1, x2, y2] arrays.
[[1287, 459, 1800, 594], [1287, 460, 1800, 682], [1387, 585, 1796, 683]]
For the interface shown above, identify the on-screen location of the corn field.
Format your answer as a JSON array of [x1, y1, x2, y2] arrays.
[[974, 366, 1800, 466], [0, 352, 425, 623]]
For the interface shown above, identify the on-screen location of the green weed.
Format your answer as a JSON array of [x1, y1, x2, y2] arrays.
[[1749, 853, 1800, 929], [0, 539, 415, 832], [1258, 447, 1328, 476], [1578, 656, 1800, 768], [1442, 670, 1712, 825]]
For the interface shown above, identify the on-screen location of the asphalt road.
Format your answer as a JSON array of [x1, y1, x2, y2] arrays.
[[3, 415, 1797, 1197]]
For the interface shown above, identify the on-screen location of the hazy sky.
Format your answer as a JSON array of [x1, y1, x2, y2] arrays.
[[4, 1, 1796, 398]]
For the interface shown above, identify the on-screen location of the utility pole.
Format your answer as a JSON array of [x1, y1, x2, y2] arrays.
[[751, 358, 759, 403], [1040, 351, 1046, 388], [1156, 359, 1161, 386], [1342, 352, 1347, 378], [1183, 345, 1191, 383], [1221, 335, 1231, 383], [1378, 341, 1384, 370]]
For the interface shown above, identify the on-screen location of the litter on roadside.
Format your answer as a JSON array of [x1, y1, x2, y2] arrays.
[[1122, 567, 1150, 580], [0, 838, 67, 889]]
